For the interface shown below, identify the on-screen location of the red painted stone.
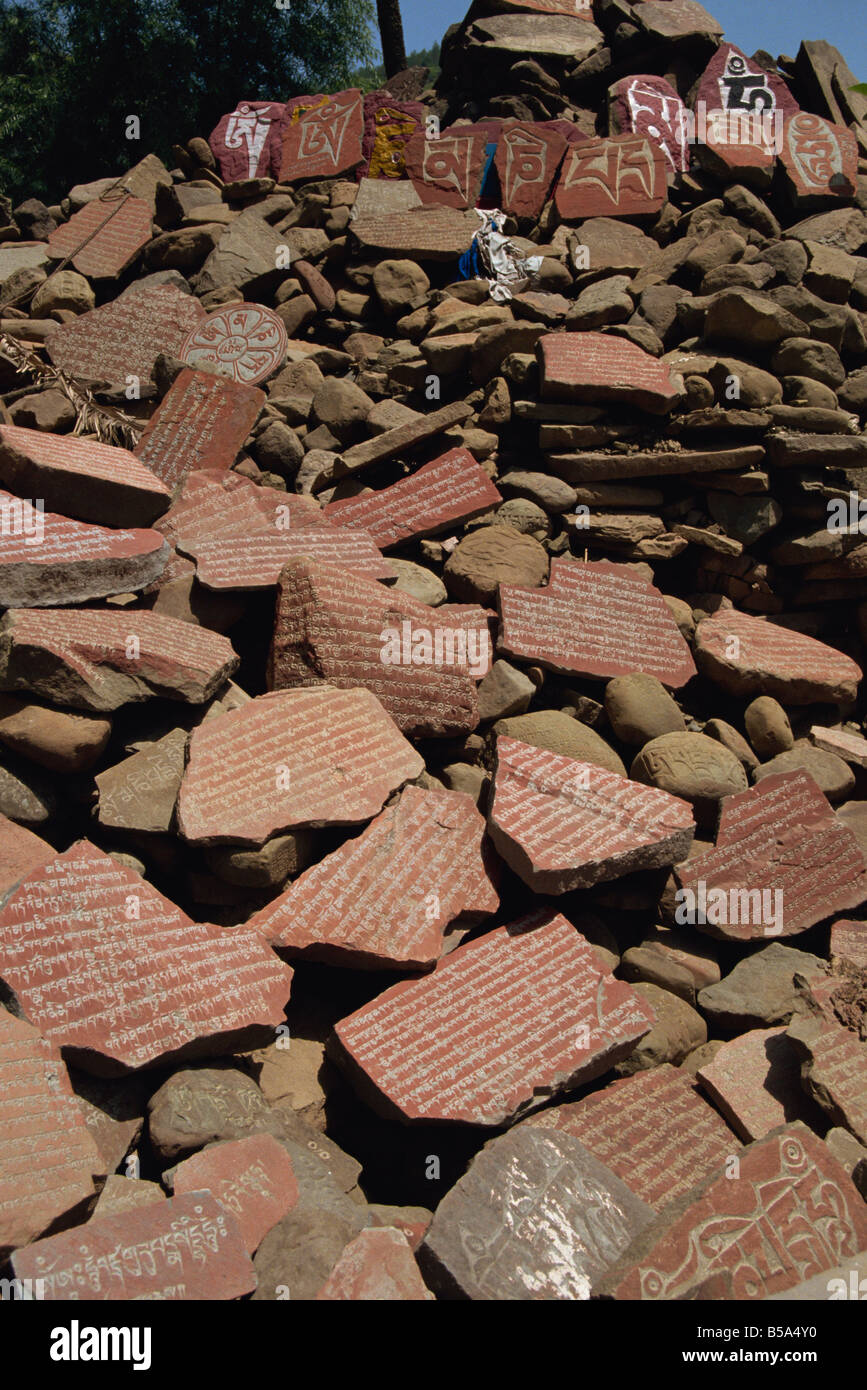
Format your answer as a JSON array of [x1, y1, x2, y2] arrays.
[[492, 0, 595, 13], [537, 332, 680, 413], [787, 1014, 867, 1145], [405, 126, 491, 209], [279, 90, 364, 182], [250, 785, 499, 970], [498, 558, 697, 687], [608, 76, 690, 174], [208, 101, 286, 182], [695, 608, 862, 703], [268, 555, 489, 734], [527, 1064, 739, 1211], [46, 284, 206, 386], [360, 93, 424, 180], [696, 43, 799, 126], [831, 919, 867, 973], [693, 44, 798, 183], [180, 303, 287, 387], [171, 1134, 298, 1255], [47, 195, 152, 279], [597, 1124, 867, 1300], [0, 1008, 100, 1258], [177, 687, 424, 847], [489, 736, 695, 892], [494, 121, 569, 218], [554, 134, 667, 219], [697, 1028, 818, 1141], [676, 771, 867, 942], [134, 369, 264, 492], [331, 910, 656, 1125], [0, 423, 171, 527], [12, 1191, 256, 1299], [0, 813, 53, 904], [781, 112, 858, 201], [324, 448, 502, 549], [189, 526, 392, 590], [317, 1227, 433, 1300], [156, 468, 329, 552]]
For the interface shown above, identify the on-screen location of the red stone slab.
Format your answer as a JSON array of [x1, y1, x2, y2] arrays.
[[693, 44, 798, 181], [47, 194, 152, 279], [180, 304, 288, 387], [697, 43, 799, 126], [317, 1227, 433, 1300], [331, 910, 656, 1126], [46, 284, 206, 386], [350, 207, 479, 260], [0, 813, 53, 905], [597, 1124, 867, 1300], [831, 919, 867, 973], [0, 1008, 100, 1258], [498, 558, 697, 687], [537, 332, 680, 413], [781, 112, 858, 201], [189, 526, 392, 589], [695, 608, 862, 703], [134, 369, 264, 492], [324, 448, 502, 549], [209, 101, 287, 182], [0, 490, 168, 607], [608, 76, 690, 174], [268, 555, 488, 735], [676, 771, 867, 942], [489, 736, 694, 892], [527, 1064, 739, 1211], [0, 840, 292, 1074], [250, 785, 498, 970], [0, 424, 171, 527], [491, 0, 595, 12], [494, 121, 569, 219], [787, 1014, 867, 1145], [697, 1028, 819, 1141], [172, 1134, 298, 1255], [0, 607, 238, 711], [405, 127, 490, 209], [360, 93, 424, 180], [554, 134, 666, 220], [178, 687, 424, 847], [12, 1191, 255, 1299], [156, 468, 328, 552], [279, 90, 364, 182]]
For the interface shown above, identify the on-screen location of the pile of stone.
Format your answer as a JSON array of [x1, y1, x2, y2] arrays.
[[0, 0, 866, 1301]]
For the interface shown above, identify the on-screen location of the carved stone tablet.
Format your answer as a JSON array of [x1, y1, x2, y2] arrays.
[[405, 127, 490, 209], [279, 90, 364, 182], [695, 608, 862, 703], [179, 304, 287, 387], [609, 76, 690, 174], [360, 93, 423, 180], [46, 284, 206, 386], [317, 1226, 433, 1300], [537, 332, 681, 413], [494, 120, 569, 218], [697, 1028, 820, 1141], [0, 424, 171, 527], [350, 207, 479, 260], [47, 194, 152, 279], [209, 101, 286, 182], [781, 112, 858, 200], [171, 1134, 298, 1256], [554, 135, 666, 219], [787, 1014, 867, 1145], [134, 369, 264, 491]]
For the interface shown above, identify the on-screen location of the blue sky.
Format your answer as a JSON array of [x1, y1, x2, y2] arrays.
[[399, 0, 867, 79]]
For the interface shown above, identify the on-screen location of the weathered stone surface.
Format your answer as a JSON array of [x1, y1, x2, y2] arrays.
[[787, 1014, 867, 1145], [754, 744, 855, 803], [405, 125, 490, 209], [95, 727, 187, 834], [695, 609, 862, 703], [47, 195, 152, 279], [631, 732, 748, 828], [209, 101, 285, 182], [279, 90, 364, 181], [0, 425, 170, 528], [810, 725, 867, 767], [444, 525, 548, 606], [781, 112, 858, 201], [46, 284, 206, 386], [338, 400, 473, 474], [351, 206, 479, 260], [831, 919, 867, 973], [495, 121, 568, 219], [148, 1067, 284, 1162], [609, 75, 690, 174], [331, 911, 656, 1126], [554, 135, 666, 220], [317, 1226, 433, 1300], [551, 445, 765, 482], [0, 812, 53, 903], [605, 673, 685, 746], [697, 1028, 822, 1141], [92, 1175, 166, 1220], [180, 303, 287, 386], [186, 523, 391, 590], [538, 332, 680, 414], [178, 687, 423, 847], [171, 1134, 298, 1255], [134, 369, 264, 491], [697, 942, 831, 1030], [616, 983, 707, 1073], [493, 710, 625, 775], [468, 11, 603, 60]]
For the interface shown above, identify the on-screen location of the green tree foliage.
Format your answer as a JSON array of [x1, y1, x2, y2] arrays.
[[0, 0, 378, 202]]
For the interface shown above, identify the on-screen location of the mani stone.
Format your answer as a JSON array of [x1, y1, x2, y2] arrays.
[[208, 101, 285, 182], [0, 812, 53, 904], [95, 727, 187, 834], [148, 1067, 286, 1163], [177, 687, 423, 847], [554, 135, 667, 221], [697, 1028, 822, 1141], [184, 525, 391, 591], [831, 919, 867, 973], [248, 785, 498, 971], [609, 76, 690, 174], [498, 558, 696, 688], [330, 911, 656, 1127], [11, 1191, 255, 1300], [527, 1064, 739, 1211], [596, 1124, 867, 1301], [323, 447, 502, 550], [46, 195, 152, 279], [134, 368, 265, 492], [46, 284, 206, 387], [676, 770, 867, 942], [538, 332, 680, 414], [0, 1008, 100, 1259], [317, 1227, 433, 1301], [495, 121, 569, 219], [787, 1014, 867, 1145], [489, 736, 694, 892], [0, 607, 238, 712], [279, 90, 364, 181], [405, 126, 490, 209], [179, 304, 288, 387], [351, 206, 479, 260], [359, 93, 423, 182], [781, 112, 858, 201], [93, 1175, 166, 1220], [0, 840, 292, 1074], [695, 609, 862, 704], [418, 1126, 653, 1301], [171, 1134, 299, 1256], [267, 555, 487, 738], [0, 425, 171, 527]]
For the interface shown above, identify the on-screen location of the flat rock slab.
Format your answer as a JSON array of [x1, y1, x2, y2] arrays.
[[554, 135, 667, 220], [831, 919, 867, 972], [209, 101, 286, 182], [0, 1008, 100, 1258], [782, 113, 858, 200], [134, 368, 264, 492], [351, 207, 479, 260], [697, 1028, 820, 1141], [317, 1227, 433, 1300], [156, 467, 330, 550], [405, 126, 490, 209], [810, 725, 867, 766], [695, 609, 862, 703], [171, 1134, 298, 1256], [609, 76, 690, 174], [46, 284, 206, 386], [268, 555, 487, 737], [47, 194, 152, 279], [0, 607, 238, 711], [331, 911, 656, 1126], [0, 813, 53, 905], [188, 525, 391, 590], [526, 1064, 739, 1212], [323, 447, 502, 549], [279, 90, 364, 181], [676, 771, 867, 941], [549, 444, 764, 481], [249, 785, 498, 971], [489, 736, 694, 892], [538, 333, 680, 413], [180, 304, 288, 387], [498, 557, 696, 687], [0, 424, 171, 527], [0, 492, 168, 607], [95, 727, 187, 834], [360, 94, 423, 181], [0, 840, 292, 1073], [178, 687, 423, 847], [495, 121, 569, 219], [596, 1124, 867, 1300], [787, 1014, 867, 1145], [12, 1191, 255, 1299], [419, 1126, 653, 1300], [469, 12, 603, 61]]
